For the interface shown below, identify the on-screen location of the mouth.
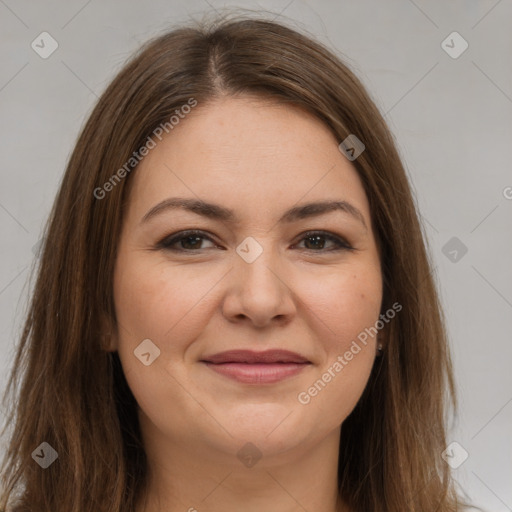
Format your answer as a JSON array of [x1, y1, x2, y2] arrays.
[[200, 349, 312, 384]]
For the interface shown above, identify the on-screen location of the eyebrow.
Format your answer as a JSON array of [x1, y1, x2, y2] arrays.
[[140, 197, 368, 231]]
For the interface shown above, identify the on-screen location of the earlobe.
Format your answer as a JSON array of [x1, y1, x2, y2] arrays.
[[376, 324, 388, 356], [102, 332, 118, 352]]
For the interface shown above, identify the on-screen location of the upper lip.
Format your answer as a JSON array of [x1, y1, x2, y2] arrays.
[[201, 349, 310, 364]]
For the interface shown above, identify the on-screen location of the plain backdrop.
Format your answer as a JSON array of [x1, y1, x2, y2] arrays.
[[0, 1, 511, 510]]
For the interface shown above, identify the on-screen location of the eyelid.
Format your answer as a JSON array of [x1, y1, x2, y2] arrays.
[[292, 230, 354, 251], [157, 229, 222, 250], [156, 229, 356, 253]]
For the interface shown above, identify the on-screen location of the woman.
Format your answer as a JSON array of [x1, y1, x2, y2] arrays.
[[0, 13, 479, 512]]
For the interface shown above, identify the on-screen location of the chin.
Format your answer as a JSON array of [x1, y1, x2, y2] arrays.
[[207, 404, 318, 455]]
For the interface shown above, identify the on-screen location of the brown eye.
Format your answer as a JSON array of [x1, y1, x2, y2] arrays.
[[294, 231, 354, 252], [159, 230, 217, 251], [157, 230, 354, 253]]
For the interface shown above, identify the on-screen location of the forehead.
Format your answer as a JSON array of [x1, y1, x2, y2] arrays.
[[125, 96, 371, 225]]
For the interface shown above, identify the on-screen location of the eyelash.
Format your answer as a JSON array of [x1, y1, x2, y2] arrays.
[[157, 229, 354, 253]]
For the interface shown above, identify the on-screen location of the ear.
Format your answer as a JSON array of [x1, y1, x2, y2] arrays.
[[378, 320, 390, 352], [99, 311, 118, 352]]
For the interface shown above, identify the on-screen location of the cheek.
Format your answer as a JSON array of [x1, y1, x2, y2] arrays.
[[113, 254, 207, 343], [294, 267, 381, 419], [298, 267, 382, 348], [113, 251, 382, 370], [112, 255, 200, 423]]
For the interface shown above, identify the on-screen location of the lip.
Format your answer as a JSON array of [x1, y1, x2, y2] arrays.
[[200, 349, 311, 384], [201, 349, 310, 364]]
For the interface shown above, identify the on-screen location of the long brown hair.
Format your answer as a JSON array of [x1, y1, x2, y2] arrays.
[[1, 11, 477, 512]]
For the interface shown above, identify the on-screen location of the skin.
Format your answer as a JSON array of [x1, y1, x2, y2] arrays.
[[108, 96, 384, 512]]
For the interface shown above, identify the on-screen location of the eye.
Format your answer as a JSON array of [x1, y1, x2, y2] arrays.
[[158, 230, 219, 251], [293, 231, 354, 252], [157, 230, 354, 253]]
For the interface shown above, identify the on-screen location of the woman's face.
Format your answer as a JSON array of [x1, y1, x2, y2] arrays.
[[111, 96, 383, 465]]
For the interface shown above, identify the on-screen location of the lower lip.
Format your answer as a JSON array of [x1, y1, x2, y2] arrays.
[[202, 362, 310, 384]]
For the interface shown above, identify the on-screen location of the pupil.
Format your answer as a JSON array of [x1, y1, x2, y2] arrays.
[[306, 235, 324, 250], [183, 236, 201, 249], [179, 235, 327, 250]]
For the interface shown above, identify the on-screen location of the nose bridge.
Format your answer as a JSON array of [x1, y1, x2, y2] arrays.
[[235, 235, 284, 292], [226, 235, 293, 324]]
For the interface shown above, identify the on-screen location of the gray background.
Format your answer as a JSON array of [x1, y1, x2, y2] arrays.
[[1, 1, 511, 510]]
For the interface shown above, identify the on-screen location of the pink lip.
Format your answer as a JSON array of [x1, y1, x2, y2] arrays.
[[202, 362, 309, 384], [201, 349, 311, 384], [201, 349, 310, 364]]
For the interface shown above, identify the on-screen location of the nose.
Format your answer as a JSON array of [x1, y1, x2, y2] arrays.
[[221, 243, 296, 328]]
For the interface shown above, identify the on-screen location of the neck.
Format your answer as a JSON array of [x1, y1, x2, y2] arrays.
[[136, 412, 350, 512]]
